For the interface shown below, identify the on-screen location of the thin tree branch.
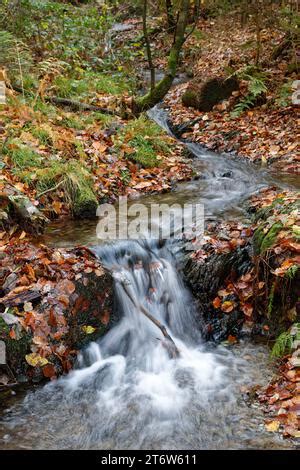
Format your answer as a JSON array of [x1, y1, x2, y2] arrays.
[[184, 0, 200, 42], [142, 0, 155, 93], [12, 85, 116, 115], [120, 279, 180, 359]]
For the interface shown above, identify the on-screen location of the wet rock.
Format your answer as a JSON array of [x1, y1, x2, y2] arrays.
[[221, 171, 233, 178], [183, 247, 252, 341]]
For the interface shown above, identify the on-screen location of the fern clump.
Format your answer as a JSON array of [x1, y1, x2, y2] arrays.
[[0, 30, 33, 80], [230, 68, 268, 117], [271, 324, 300, 358]]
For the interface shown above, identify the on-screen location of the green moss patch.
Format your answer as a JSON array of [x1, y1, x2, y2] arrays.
[[117, 115, 171, 168], [34, 160, 98, 218]]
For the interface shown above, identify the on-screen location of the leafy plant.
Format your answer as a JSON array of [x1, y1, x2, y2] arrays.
[[275, 81, 293, 107], [0, 30, 32, 81], [285, 265, 298, 280], [0, 1, 112, 69], [271, 330, 293, 357], [232, 74, 267, 117], [271, 323, 300, 358], [116, 115, 171, 168], [3, 138, 42, 170]]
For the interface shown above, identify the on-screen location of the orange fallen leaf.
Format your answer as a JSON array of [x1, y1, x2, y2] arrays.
[[9, 329, 16, 339], [212, 297, 221, 308], [42, 364, 56, 379]]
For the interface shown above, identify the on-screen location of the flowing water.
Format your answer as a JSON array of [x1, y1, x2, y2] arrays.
[[0, 107, 298, 450]]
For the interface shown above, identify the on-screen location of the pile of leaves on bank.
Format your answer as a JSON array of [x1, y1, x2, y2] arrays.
[[255, 326, 300, 439], [0, 239, 112, 384], [0, 100, 192, 227]]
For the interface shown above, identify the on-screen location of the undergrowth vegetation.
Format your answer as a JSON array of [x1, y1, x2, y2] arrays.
[[116, 116, 171, 168]]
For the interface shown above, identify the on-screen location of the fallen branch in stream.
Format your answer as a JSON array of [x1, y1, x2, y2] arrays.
[[74, 246, 180, 358], [120, 279, 180, 359]]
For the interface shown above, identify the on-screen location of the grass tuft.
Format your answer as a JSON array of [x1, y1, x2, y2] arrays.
[[117, 115, 171, 168]]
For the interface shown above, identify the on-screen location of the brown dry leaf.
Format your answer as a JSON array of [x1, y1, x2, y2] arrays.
[[19, 231, 27, 240], [265, 420, 280, 432], [101, 310, 110, 325], [241, 303, 253, 317], [42, 364, 56, 379], [56, 279, 75, 295], [58, 294, 69, 307], [52, 201, 62, 215], [133, 181, 153, 190], [227, 335, 237, 344]]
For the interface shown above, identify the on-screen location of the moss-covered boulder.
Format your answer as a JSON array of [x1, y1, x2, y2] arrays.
[[182, 76, 239, 111]]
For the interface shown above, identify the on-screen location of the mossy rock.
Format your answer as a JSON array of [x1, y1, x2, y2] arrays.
[[182, 88, 199, 108], [73, 187, 98, 219], [182, 76, 239, 111]]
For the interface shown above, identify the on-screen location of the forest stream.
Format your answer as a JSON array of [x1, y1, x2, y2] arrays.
[[0, 107, 298, 450]]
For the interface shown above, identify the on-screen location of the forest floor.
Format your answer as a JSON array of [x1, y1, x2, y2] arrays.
[[164, 16, 299, 174], [0, 6, 299, 439]]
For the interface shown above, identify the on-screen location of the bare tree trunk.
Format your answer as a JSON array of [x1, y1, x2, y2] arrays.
[[240, 0, 249, 27], [133, 0, 191, 113], [142, 0, 155, 92]]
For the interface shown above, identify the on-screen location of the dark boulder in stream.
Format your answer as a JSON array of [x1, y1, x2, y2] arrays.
[[184, 246, 252, 342]]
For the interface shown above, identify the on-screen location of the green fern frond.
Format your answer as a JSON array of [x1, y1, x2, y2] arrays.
[[271, 331, 293, 357], [271, 323, 300, 358], [0, 30, 32, 74]]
